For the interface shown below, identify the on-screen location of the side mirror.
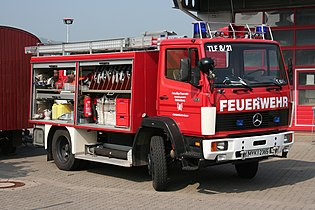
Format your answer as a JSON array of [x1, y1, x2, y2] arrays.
[[180, 58, 202, 87], [198, 57, 214, 74], [179, 58, 190, 82], [198, 57, 215, 80]]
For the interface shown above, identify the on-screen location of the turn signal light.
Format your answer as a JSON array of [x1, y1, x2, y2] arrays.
[[194, 142, 201, 147]]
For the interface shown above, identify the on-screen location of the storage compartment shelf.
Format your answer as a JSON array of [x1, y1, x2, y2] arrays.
[[81, 90, 131, 94], [30, 119, 74, 124], [36, 88, 67, 92], [36, 89, 75, 100], [77, 123, 130, 130], [36, 92, 74, 100]]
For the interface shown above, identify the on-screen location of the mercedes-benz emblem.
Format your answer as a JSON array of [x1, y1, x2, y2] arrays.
[[253, 113, 263, 127]]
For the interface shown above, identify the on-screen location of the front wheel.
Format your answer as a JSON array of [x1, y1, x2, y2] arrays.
[[52, 129, 80, 171], [148, 136, 168, 191], [235, 161, 259, 179]]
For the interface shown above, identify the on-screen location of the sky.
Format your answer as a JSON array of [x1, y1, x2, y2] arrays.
[[0, 0, 194, 42]]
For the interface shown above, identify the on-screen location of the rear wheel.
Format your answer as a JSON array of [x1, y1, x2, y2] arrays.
[[148, 136, 168, 191], [52, 129, 80, 171], [235, 161, 259, 179], [0, 138, 16, 155]]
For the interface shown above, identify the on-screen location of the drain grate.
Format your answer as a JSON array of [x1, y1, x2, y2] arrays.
[[0, 181, 25, 189]]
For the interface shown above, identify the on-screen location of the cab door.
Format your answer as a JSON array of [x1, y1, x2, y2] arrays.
[[157, 47, 203, 135]]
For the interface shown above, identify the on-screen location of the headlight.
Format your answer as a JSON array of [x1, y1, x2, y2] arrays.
[[284, 133, 293, 144], [211, 141, 228, 151]]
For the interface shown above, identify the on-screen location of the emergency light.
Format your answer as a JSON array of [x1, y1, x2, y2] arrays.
[[236, 120, 244, 127], [273, 116, 280, 123], [193, 22, 209, 38], [255, 25, 267, 34]]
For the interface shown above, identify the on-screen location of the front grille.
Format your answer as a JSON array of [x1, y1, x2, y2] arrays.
[[216, 109, 289, 132]]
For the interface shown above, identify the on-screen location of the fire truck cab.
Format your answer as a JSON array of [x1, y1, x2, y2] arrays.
[[26, 22, 294, 191]]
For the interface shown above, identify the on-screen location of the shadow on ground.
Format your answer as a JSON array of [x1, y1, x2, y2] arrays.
[[83, 158, 315, 193], [0, 145, 46, 160], [0, 160, 37, 179], [86, 162, 151, 182], [0, 145, 45, 179], [167, 159, 315, 193]]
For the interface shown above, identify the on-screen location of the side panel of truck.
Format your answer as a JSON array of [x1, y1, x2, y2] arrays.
[[0, 26, 40, 153], [0, 26, 40, 131]]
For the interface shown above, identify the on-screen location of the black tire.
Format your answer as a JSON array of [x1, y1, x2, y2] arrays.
[[52, 129, 80, 171], [9, 145, 16, 154], [148, 136, 168, 191], [0, 138, 16, 155], [0, 142, 3, 154], [6, 138, 16, 154], [235, 161, 259, 179]]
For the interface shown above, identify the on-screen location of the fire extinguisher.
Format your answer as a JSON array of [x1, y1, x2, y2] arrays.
[[84, 95, 92, 118], [93, 97, 98, 122]]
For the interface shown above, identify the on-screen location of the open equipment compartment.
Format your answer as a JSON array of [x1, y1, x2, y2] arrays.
[[77, 59, 132, 130], [31, 62, 76, 124]]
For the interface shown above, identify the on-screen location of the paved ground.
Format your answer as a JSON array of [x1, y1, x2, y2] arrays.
[[0, 132, 314, 210]]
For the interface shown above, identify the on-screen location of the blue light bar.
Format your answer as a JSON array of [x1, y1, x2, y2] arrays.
[[236, 120, 244, 126], [256, 25, 267, 34], [274, 116, 280, 123], [193, 22, 208, 38]]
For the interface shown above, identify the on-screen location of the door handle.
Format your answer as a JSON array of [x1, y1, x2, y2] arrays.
[[160, 95, 169, 100]]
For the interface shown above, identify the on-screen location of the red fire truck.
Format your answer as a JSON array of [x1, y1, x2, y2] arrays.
[[26, 22, 294, 191]]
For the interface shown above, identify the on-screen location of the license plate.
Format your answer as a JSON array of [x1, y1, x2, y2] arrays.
[[245, 148, 270, 158]]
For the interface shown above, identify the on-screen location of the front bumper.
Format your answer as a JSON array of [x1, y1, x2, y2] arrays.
[[202, 131, 294, 161]]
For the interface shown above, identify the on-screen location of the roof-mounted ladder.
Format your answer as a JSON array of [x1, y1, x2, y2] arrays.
[[25, 30, 176, 56]]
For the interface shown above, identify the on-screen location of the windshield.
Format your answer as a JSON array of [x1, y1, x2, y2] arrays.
[[204, 43, 287, 87]]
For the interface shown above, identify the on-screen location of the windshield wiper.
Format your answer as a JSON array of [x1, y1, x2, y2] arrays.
[[222, 76, 253, 91], [238, 77, 253, 91], [267, 78, 286, 91], [273, 78, 286, 88]]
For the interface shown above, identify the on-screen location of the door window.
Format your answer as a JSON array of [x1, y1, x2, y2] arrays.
[[165, 48, 199, 82]]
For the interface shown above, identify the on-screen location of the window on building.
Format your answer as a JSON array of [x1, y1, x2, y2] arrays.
[[298, 90, 315, 105], [281, 50, 293, 66], [298, 71, 315, 105], [296, 8, 315, 26], [296, 29, 315, 46], [272, 30, 294, 46], [235, 12, 263, 24], [265, 10, 294, 27], [298, 72, 315, 85], [296, 49, 315, 66]]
